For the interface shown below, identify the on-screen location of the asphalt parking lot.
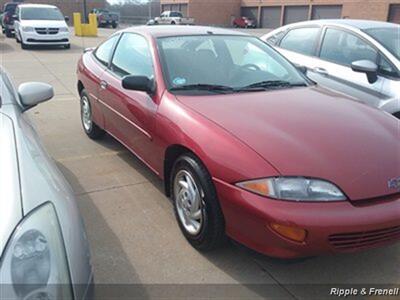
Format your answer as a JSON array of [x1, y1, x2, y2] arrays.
[[1, 27, 399, 299]]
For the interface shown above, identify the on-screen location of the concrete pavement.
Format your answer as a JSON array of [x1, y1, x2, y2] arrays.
[[1, 27, 399, 299]]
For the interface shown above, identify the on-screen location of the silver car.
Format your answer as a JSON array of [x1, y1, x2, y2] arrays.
[[261, 20, 400, 118], [0, 67, 93, 299]]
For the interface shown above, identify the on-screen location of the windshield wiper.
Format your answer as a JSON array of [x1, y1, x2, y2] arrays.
[[170, 84, 234, 94], [236, 80, 307, 92]]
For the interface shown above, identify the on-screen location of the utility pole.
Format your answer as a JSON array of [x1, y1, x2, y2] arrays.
[[83, 0, 88, 22]]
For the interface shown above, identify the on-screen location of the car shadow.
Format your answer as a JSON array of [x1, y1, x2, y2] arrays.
[[56, 162, 151, 300], [0, 40, 16, 53]]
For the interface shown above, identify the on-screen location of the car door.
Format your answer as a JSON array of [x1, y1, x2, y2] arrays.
[[86, 34, 120, 129], [306, 27, 385, 107], [99, 32, 158, 167]]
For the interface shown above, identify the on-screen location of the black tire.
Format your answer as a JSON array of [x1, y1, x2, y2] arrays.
[[80, 89, 105, 140], [154, 21, 158, 25], [5, 28, 12, 38], [170, 153, 226, 251], [21, 40, 29, 50], [112, 22, 118, 29], [171, 21, 176, 25], [64, 43, 71, 49]]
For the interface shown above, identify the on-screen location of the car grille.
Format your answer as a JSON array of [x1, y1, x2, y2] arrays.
[[35, 28, 59, 35], [329, 226, 400, 250]]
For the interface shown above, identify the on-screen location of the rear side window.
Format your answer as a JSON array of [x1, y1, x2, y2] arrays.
[[279, 27, 320, 56], [94, 34, 119, 66], [111, 33, 154, 78], [319, 28, 377, 66], [266, 31, 286, 46]]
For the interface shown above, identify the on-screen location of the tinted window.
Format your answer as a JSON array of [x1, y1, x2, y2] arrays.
[[378, 55, 398, 78], [320, 28, 377, 66], [170, 12, 183, 18], [21, 7, 64, 21], [279, 27, 320, 56], [94, 35, 119, 66], [111, 33, 154, 78], [4, 3, 17, 12]]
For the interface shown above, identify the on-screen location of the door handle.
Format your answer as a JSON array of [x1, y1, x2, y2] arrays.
[[100, 81, 108, 90], [313, 67, 329, 76]]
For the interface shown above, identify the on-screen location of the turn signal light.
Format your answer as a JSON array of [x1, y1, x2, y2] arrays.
[[270, 223, 307, 243]]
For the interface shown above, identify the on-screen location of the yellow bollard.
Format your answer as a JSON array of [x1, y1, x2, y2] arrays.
[[73, 13, 98, 37]]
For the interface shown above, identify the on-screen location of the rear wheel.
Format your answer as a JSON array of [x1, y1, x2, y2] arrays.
[[171, 153, 226, 251], [112, 22, 118, 29], [64, 44, 71, 49], [171, 21, 176, 25], [80, 89, 105, 140]]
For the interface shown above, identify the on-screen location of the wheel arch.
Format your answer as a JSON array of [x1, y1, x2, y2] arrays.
[[163, 144, 198, 197], [77, 80, 85, 96]]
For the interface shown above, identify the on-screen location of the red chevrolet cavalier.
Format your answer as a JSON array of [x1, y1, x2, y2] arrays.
[[77, 26, 400, 258]]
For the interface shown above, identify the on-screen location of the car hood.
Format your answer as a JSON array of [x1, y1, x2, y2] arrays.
[[176, 86, 400, 201], [20, 20, 67, 28], [0, 112, 22, 258]]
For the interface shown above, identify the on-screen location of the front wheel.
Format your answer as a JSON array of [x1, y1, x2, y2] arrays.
[[171, 154, 226, 251], [80, 90, 105, 139], [5, 28, 13, 38]]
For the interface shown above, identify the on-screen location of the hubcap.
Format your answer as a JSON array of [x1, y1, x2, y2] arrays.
[[81, 96, 92, 132], [174, 170, 205, 235]]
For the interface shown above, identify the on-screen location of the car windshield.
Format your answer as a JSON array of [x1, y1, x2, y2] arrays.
[[21, 7, 64, 21], [364, 27, 400, 61], [157, 35, 308, 95]]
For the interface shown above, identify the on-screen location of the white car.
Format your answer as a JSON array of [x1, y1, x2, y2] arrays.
[[14, 4, 70, 49], [261, 20, 400, 119]]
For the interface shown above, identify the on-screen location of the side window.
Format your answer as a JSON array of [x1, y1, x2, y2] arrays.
[[266, 31, 286, 46], [94, 35, 119, 66], [279, 27, 320, 56], [378, 55, 399, 78], [320, 28, 378, 66], [111, 33, 154, 78]]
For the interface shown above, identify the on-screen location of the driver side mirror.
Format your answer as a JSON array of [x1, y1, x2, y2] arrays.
[[351, 60, 378, 84], [18, 82, 54, 111], [122, 75, 155, 94]]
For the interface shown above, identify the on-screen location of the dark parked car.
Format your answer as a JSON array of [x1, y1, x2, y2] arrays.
[[233, 16, 256, 28], [1, 2, 18, 37], [91, 8, 119, 28]]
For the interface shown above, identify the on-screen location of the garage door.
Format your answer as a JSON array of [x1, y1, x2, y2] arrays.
[[260, 6, 282, 29], [241, 7, 258, 20], [171, 4, 180, 12], [389, 4, 400, 24], [283, 6, 309, 25], [161, 4, 171, 12], [180, 4, 188, 17], [311, 5, 342, 20]]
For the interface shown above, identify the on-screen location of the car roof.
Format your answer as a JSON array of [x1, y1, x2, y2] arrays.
[[286, 19, 399, 30], [122, 25, 249, 38], [18, 4, 58, 9]]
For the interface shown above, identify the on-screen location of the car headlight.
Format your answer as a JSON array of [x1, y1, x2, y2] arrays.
[[22, 26, 34, 32], [59, 27, 69, 32], [236, 177, 347, 201], [0, 203, 73, 299]]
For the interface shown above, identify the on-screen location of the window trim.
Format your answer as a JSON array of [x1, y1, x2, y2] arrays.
[[277, 25, 323, 57], [108, 32, 156, 80], [318, 25, 400, 80]]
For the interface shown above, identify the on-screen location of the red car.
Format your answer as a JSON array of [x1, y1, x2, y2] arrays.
[[77, 26, 400, 258], [233, 16, 257, 28]]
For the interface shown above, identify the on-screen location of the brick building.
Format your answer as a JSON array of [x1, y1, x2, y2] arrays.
[[0, 0, 106, 20], [160, 0, 400, 27]]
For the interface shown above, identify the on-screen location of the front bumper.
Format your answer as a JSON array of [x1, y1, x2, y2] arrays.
[[214, 178, 400, 258], [21, 31, 70, 45]]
